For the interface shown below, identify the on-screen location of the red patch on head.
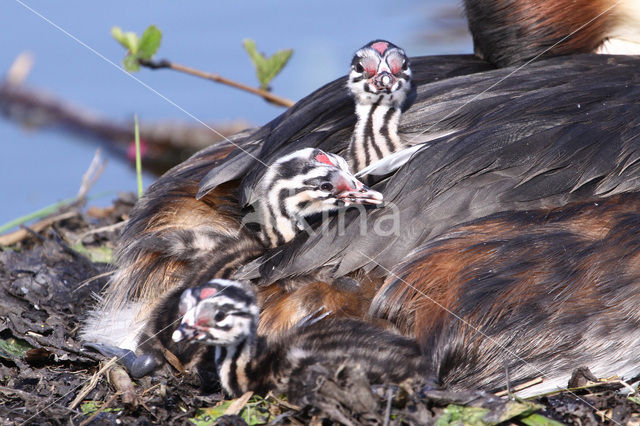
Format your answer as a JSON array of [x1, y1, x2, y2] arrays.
[[335, 177, 357, 192], [371, 41, 389, 55], [199, 287, 218, 299], [315, 153, 335, 167]]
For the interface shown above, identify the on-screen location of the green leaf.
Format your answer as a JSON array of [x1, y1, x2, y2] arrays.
[[628, 395, 640, 406], [243, 39, 293, 90], [111, 27, 126, 48], [518, 413, 564, 426], [71, 242, 113, 263], [190, 402, 232, 426], [80, 401, 123, 416], [240, 402, 271, 425], [123, 54, 140, 72], [258, 49, 293, 90], [435, 400, 546, 426], [436, 404, 490, 425], [81, 401, 100, 416], [137, 25, 162, 60], [189, 398, 271, 425], [111, 26, 139, 54], [0, 337, 33, 361], [243, 39, 265, 70]]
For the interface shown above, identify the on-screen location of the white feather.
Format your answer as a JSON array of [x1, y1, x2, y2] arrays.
[[79, 300, 146, 351]]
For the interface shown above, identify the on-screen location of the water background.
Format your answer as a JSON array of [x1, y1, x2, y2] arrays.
[[0, 0, 472, 227]]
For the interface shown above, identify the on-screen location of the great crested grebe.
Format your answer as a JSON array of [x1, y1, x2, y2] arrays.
[[371, 191, 640, 396], [84, 6, 640, 389]]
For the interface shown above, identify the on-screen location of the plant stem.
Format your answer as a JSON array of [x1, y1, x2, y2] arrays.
[[0, 197, 75, 235], [134, 114, 143, 198], [139, 59, 294, 108]]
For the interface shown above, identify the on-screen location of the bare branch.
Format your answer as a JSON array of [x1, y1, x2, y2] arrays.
[[139, 58, 295, 108]]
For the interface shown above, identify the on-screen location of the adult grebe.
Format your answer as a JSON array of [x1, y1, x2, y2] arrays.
[[463, 0, 640, 66]]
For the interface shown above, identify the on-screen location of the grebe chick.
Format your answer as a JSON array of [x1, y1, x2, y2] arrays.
[[172, 279, 433, 399]]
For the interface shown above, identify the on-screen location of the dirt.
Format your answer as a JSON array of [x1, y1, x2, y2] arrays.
[[1, 195, 639, 425]]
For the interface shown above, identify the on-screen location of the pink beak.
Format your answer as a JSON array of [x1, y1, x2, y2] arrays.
[[337, 185, 384, 206]]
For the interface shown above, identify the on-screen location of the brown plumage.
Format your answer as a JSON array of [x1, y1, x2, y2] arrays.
[[80, 132, 254, 350], [257, 271, 385, 337], [464, 0, 640, 66], [370, 192, 640, 396]]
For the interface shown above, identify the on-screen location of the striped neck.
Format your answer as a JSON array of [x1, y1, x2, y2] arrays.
[[260, 198, 299, 248], [214, 327, 258, 396], [349, 99, 403, 172]]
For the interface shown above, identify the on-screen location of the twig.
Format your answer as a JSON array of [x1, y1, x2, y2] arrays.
[[224, 391, 254, 416], [140, 383, 162, 397], [77, 149, 107, 200], [20, 224, 47, 243], [139, 58, 294, 108], [69, 357, 118, 410], [0, 149, 106, 245], [383, 387, 394, 426], [495, 377, 544, 397], [0, 196, 76, 236], [73, 221, 127, 244], [108, 365, 138, 407], [0, 210, 78, 246], [529, 377, 633, 399], [266, 392, 302, 411], [6, 51, 34, 85], [0, 70, 249, 175]]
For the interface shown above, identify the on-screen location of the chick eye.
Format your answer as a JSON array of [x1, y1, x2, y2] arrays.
[[355, 63, 364, 73], [214, 312, 226, 322], [320, 182, 334, 192], [402, 60, 408, 70]]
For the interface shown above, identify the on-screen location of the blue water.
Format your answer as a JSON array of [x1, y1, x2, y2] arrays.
[[0, 0, 472, 227]]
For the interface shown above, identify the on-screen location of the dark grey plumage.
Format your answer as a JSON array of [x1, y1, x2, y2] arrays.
[[234, 54, 640, 285], [370, 192, 640, 396]]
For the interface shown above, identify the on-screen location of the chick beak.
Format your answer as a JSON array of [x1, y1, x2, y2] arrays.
[[172, 324, 194, 343], [337, 184, 384, 207], [372, 71, 396, 91]]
